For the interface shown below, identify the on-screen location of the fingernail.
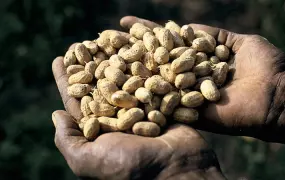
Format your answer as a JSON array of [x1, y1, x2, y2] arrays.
[[52, 112, 57, 127]]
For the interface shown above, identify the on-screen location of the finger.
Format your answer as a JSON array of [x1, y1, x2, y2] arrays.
[[120, 16, 161, 30], [190, 24, 245, 53], [52, 57, 83, 121]]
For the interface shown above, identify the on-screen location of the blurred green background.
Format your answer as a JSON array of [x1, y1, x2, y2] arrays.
[[1, 0, 285, 179]]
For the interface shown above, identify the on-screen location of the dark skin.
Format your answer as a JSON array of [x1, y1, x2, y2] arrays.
[[52, 16, 285, 179]]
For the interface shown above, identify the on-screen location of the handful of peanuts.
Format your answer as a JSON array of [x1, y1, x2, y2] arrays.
[[63, 20, 230, 140]]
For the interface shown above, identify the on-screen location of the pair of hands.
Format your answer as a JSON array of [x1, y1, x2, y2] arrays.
[[52, 16, 285, 180]]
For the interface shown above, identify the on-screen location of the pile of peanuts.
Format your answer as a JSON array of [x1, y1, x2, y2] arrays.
[[63, 21, 230, 140]]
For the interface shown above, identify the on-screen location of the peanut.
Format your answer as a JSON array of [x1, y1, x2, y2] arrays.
[[89, 100, 116, 117], [195, 52, 208, 65], [160, 91, 180, 115], [154, 47, 169, 65], [180, 25, 195, 46], [129, 37, 139, 45], [83, 40, 99, 55], [120, 42, 144, 63], [165, 20, 181, 33], [109, 55, 126, 72], [95, 60, 110, 79], [175, 72, 196, 89], [92, 89, 108, 104], [170, 30, 185, 47], [145, 75, 172, 95], [181, 91, 204, 108], [144, 96, 162, 115], [93, 51, 107, 66], [200, 80, 220, 102], [67, 84, 92, 98], [194, 76, 214, 90], [212, 62, 229, 86], [117, 108, 128, 119], [131, 61, 152, 78], [75, 43, 92, 65], [193, 61, 212, 77], [195, 30, 216, 52], [142, 52, 159, 73], [81, 96, 93, 116], [111, 90, 138, 108], [85, 61, 97, 75], [132, 122, 160, 137], [143, 32, 159, 52], [169, 47, 190, 59], [159, 63, 176, 84], [122, 76, 144, 94], [68, 71, 93, 85], [215, 45, 230, 61], [117, 108, 145, 130], [135, 87, 153, 104], [64, 49, 77, 67], [97, 78, 119, 104], [109, 31, 128, 49], [98, 117, 119, 132], [130, 23, 152, 40], [148, 110, 166, 127], [173, 108, 199, 123], [104, 66, 127, 87], [171, 49, 196, 73], [67, 65, 85, 75], [83, 117, 100, 141], [155, 28, 174, 51]]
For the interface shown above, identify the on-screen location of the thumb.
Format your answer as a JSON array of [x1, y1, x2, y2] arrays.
[[189, 24, 245, 53], [52, 110, 87, 157]]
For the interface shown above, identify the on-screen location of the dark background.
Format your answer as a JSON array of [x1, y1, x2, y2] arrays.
[[1, 0, 285, 179]]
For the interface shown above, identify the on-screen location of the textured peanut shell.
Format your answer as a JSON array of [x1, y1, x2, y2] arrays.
[[129, 37, 139, 45], [82, 40, 98, 55], [120, 42, 144, 63], [180, 25, 195, 46], [83, 118, 100, 141], [89, 101, 116, 117], [144, 96, 162, 115], [97, 78, 119, 104], [109, 55, 126, 72], [78, 116, 90, 131], [145, 75, 172, 95], [200, 80, 220, 102], [104, 66, 127, 87], [193, 76, 214, 90], [193, 61, 212, 77], [142, 52, 159, 73], [67, 84, 92, 98], [192, 37, 214, 53], [98, 117, 119, 132], [64, 50, 77, 67], [160, 91, 180, 115], [135, 87, 153, 104], [212, 62, 229, 86], [171, 56, 195, 74], [173, 108, 199, 123], [93, 51, 107, 66], [195, 52, 208, 65], [169, 47, 190, 59], [143, 32, 159, 52], [148, 110, 166, 127], [68, 71, 93, 85], [97, 31, 117, 56], [95, 60, 110, 79], [117, 108, 145, 130], [131, 62, 152, 78], [92, 89, 108, 104], [81, 96, 93, 116], [209, 56, 220, 64], [175, 72, 196, 89], [75, 43, 92, 65], [159, 63, 176, 84], [215, 45, 230, 61], [165, 20, 181, 33], [67, 65, 85, 75], [170, 30, 185, 47], [118, 45, 131, 57], [181, 91, 204, 108], [155, 28, 174, 51], [130, 23, 152, 40], [195, 30, 216, 52], [132, 122, 160, 137], [117, 108, 128, 119], [109, 31, 128, 49], [85, 61, 97, 75], [111, 91, 138, 108], [154, 47, 169, 65], [122, 76, 144, 94]]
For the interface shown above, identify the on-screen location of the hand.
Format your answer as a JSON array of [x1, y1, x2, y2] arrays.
[[52, 110, 225, 180], [120, 16, 285, 142]]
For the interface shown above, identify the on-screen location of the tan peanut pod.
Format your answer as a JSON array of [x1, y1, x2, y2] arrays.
[[75, 43, 92, 65], [67, 65, 85, 75], [129, 37, 139, 45], [169, 47, 190, 59], [145, 75, 172, 95], [195, 30, 216, 52], [212, 62, 229, 86], [109, 55, 126, 72], [117, 108, 145, 130], [142, 52, 159, 73], [148, 110, 166, 127], [160, 91, 180, 115], [192, 38, 214, 53], [93, 51, 107, 66], [155, 28, 174, 51], [78, 116, 90, 131], [135, 87, 153, 104], [159, 63, 176, 84], [180, 89, 191, 97], [117, 108, 128, 119], [81, 96, 93, 116], [173, 108, 199, 123], [215, 45, 230, 61], [193, 61, 212, 77], [200, 80, 220, 101], [68, 71, 93, 85], [165, 20, 181, 33], [95, 60, 110, 79], [171, 55, 195, 74], [85, 61, 97, 75], [120, 42, 144, 63], [104, 66, 127, 87], [97, 33, 116, 57], [89, 100, 116, 117], [209, 56, 220, 64], [97, 78, 119, 104], [98, 117, 119, 132], [180, 25, 195, 46], [153, 27, 164, 34], [154, 47, 169, 65], [64, 50, 77, 67], [111, 90, 138, 108], [130, 23, 152, 39], [131, 61, 152, 78], [122, 76, 144, 94], [67, 84, 92, 98], [195, 52, 208, 65], [83, 40, 98, 55], [170, 30, 185, 47], [143, 32, 159, 53], [181, 91, 204, 108], [144, 96, 162, 115], [193, 76, 214, 90], [132, 122, 160, 137], [92, 89, 108, 104], [175, 72, 196, 89], [109, 31, 128, 49], [83, 118, 100, 141], [118, 44, 131, 57]]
